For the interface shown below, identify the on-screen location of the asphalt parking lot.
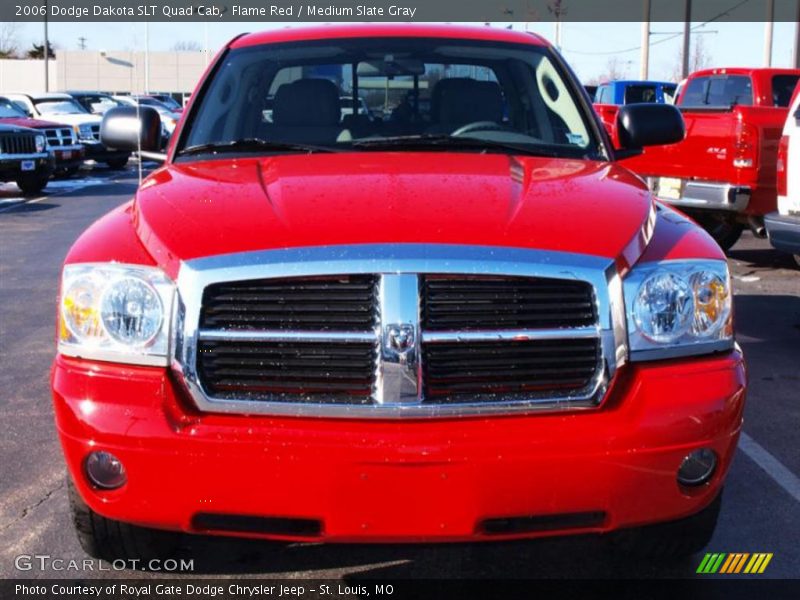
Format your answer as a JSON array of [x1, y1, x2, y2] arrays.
[[0, 167, 798, 581]]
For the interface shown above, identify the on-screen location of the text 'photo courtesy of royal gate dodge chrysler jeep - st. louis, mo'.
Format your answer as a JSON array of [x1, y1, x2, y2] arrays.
[[53, 24, 744, 563]]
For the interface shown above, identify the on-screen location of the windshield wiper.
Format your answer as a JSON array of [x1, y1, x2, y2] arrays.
[[179, 138, 340, 156], [350, 134, 567, 158]]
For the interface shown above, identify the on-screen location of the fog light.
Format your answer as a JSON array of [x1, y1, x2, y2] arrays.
[[677, 448, 717, 487], [85, 451, 127, 489]]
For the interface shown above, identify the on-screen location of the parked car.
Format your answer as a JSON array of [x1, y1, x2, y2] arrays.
[[56, 25, 744, 564], [145, 93, 184, 113], [0, 123, 53, 194], [67, 91, 123, 115], [765, 82, 800, 267], [112, 95, 178, 145], [0, 95, 84, 177], [4, 92, 130, 169], [594, 80, 677, 105], [597, 67, 800, 250]]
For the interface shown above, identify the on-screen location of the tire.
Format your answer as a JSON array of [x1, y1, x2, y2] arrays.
[[693, 214, 744, 252], [67, 477, 181, 563], [15, 173, 48, 196], [611, 492, 722, 560], [105, 156, 129, 170]]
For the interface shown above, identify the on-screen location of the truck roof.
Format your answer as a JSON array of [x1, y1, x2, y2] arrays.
[[601, 79, 675, 86], [6, 92, 73, 101], [689, 67, 800, 78], [232, 24, 548, 50]]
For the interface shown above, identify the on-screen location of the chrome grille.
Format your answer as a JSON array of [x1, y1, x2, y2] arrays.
[[44, 127, 75, 147], [0, 133, 37, 154], [177, 245, 623, 418]]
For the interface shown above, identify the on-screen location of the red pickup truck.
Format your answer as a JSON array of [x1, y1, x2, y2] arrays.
[[53, 25, 745, 564], [596, 67, 800, 250]]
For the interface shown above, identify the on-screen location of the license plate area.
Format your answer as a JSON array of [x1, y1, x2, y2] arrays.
[[654, 177, 684, 200], [20, 160, 35, 171]]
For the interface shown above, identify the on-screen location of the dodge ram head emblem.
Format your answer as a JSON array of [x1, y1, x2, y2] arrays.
[[384, 324, 416, 360]]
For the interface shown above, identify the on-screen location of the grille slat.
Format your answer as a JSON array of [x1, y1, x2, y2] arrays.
[[198, 340, 376, 403], [422, 339, 601, 402], [0, 133, 37, 154], [422, 275, 596, 331], [201, 275, 378, 332]]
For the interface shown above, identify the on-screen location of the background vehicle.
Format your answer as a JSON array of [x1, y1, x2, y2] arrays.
[[0, 123, 52, 194], [0, 95, 84, 177], [594, 80, 677, 105], [598, 67, 800, 250], [765, 82, 800, 267], [57, 25, 742, 565], [112, 95, 178, 147], [4, 92, 130, 169], [67, 91, 123, 115], [145, 93, 184, 113]]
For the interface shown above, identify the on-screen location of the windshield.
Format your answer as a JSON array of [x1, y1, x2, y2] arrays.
[[182, 37, 601, 160], [35, 98, 88, 115], [0, 98, 26, 118], [78, 95, 121, 114]]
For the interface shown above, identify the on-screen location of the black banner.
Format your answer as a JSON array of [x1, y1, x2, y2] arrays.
[[3, 0, 800, 23]]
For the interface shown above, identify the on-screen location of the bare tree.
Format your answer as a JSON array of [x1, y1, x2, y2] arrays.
[[27, 42, 56, 59], [671, 35, 713, 81], [600, 57, 629, 82], [0, 22, 19, 58], [171, 40, 202, 52]]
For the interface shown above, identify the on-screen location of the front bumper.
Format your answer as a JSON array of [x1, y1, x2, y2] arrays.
[[81, 141, 129, 162], [0, 154, 53, 180], [647, 178, 751, 213], [53, 350, 746, 543], [52, 145, 85, 169], [765, 211, 800, 255]]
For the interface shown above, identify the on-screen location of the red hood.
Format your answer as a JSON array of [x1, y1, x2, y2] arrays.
[[134, 153, 654, 273], [0, 116, 67, 129]]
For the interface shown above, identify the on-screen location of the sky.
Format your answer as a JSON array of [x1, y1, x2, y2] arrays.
[[4, 20, 798, 83]]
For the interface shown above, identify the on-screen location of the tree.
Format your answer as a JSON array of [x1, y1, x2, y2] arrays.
[[27, 42, 56, 59], [0, 22, 19, 58], [172, 40, 202, 51], [671, 35, 713, 81], [600, 57, 629, 82]]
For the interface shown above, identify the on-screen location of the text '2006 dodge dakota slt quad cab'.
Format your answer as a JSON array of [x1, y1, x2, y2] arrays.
[[53, 25, 746, 563]]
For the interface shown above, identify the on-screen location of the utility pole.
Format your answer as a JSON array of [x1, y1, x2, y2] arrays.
[[681, 0, 691, 79], [44, 0, 49, 91], [795, 0, 800, 68], [640, 0, 651, 79], [144, 21, 150, 94], [764, 0, 774, 67], [78, 36, 87, 50]]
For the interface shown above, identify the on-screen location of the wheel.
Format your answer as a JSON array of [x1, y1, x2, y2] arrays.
[[15, 173, 48, 196], [693, 214, 744, 252], [105, 156, 129, 169], [611, 492, 722, 560], [67, 477, 180, 562]]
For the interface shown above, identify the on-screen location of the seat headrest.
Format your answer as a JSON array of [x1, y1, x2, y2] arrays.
[[432, 78, 504, 125], [273, 79, 341, 127]]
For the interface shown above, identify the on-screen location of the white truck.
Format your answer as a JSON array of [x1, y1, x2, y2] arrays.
[[765, 83, 800, 267], [4, 92, 130, 169]]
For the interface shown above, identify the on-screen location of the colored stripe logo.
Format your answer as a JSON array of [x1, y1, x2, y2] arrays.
[[697, 553, 773, 574]]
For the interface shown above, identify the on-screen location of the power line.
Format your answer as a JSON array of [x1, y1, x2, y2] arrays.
[[562, 0, 753, 56]]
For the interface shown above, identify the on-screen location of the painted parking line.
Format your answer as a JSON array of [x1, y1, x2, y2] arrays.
[[739, 432, 800, 503]]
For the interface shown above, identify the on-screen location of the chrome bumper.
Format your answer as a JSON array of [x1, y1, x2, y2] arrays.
[[765, 211, 800, 255], [647, 178, 751, 212]]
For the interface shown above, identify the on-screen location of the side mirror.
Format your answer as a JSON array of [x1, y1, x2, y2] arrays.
[[100, 106, 163, 155], [616, 104, 685, 154]]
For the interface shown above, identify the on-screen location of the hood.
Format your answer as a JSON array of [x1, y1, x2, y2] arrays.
[[134, 153, 654, 273], [0, 116, 67, 129], [37, 112, 98, 126]]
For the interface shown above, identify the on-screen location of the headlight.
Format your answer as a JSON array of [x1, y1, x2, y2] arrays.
[[35, 134, 46, 153], [59, 264, 175, 366], [77, 124, 94, 141], [624, 260, 733, 360]]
